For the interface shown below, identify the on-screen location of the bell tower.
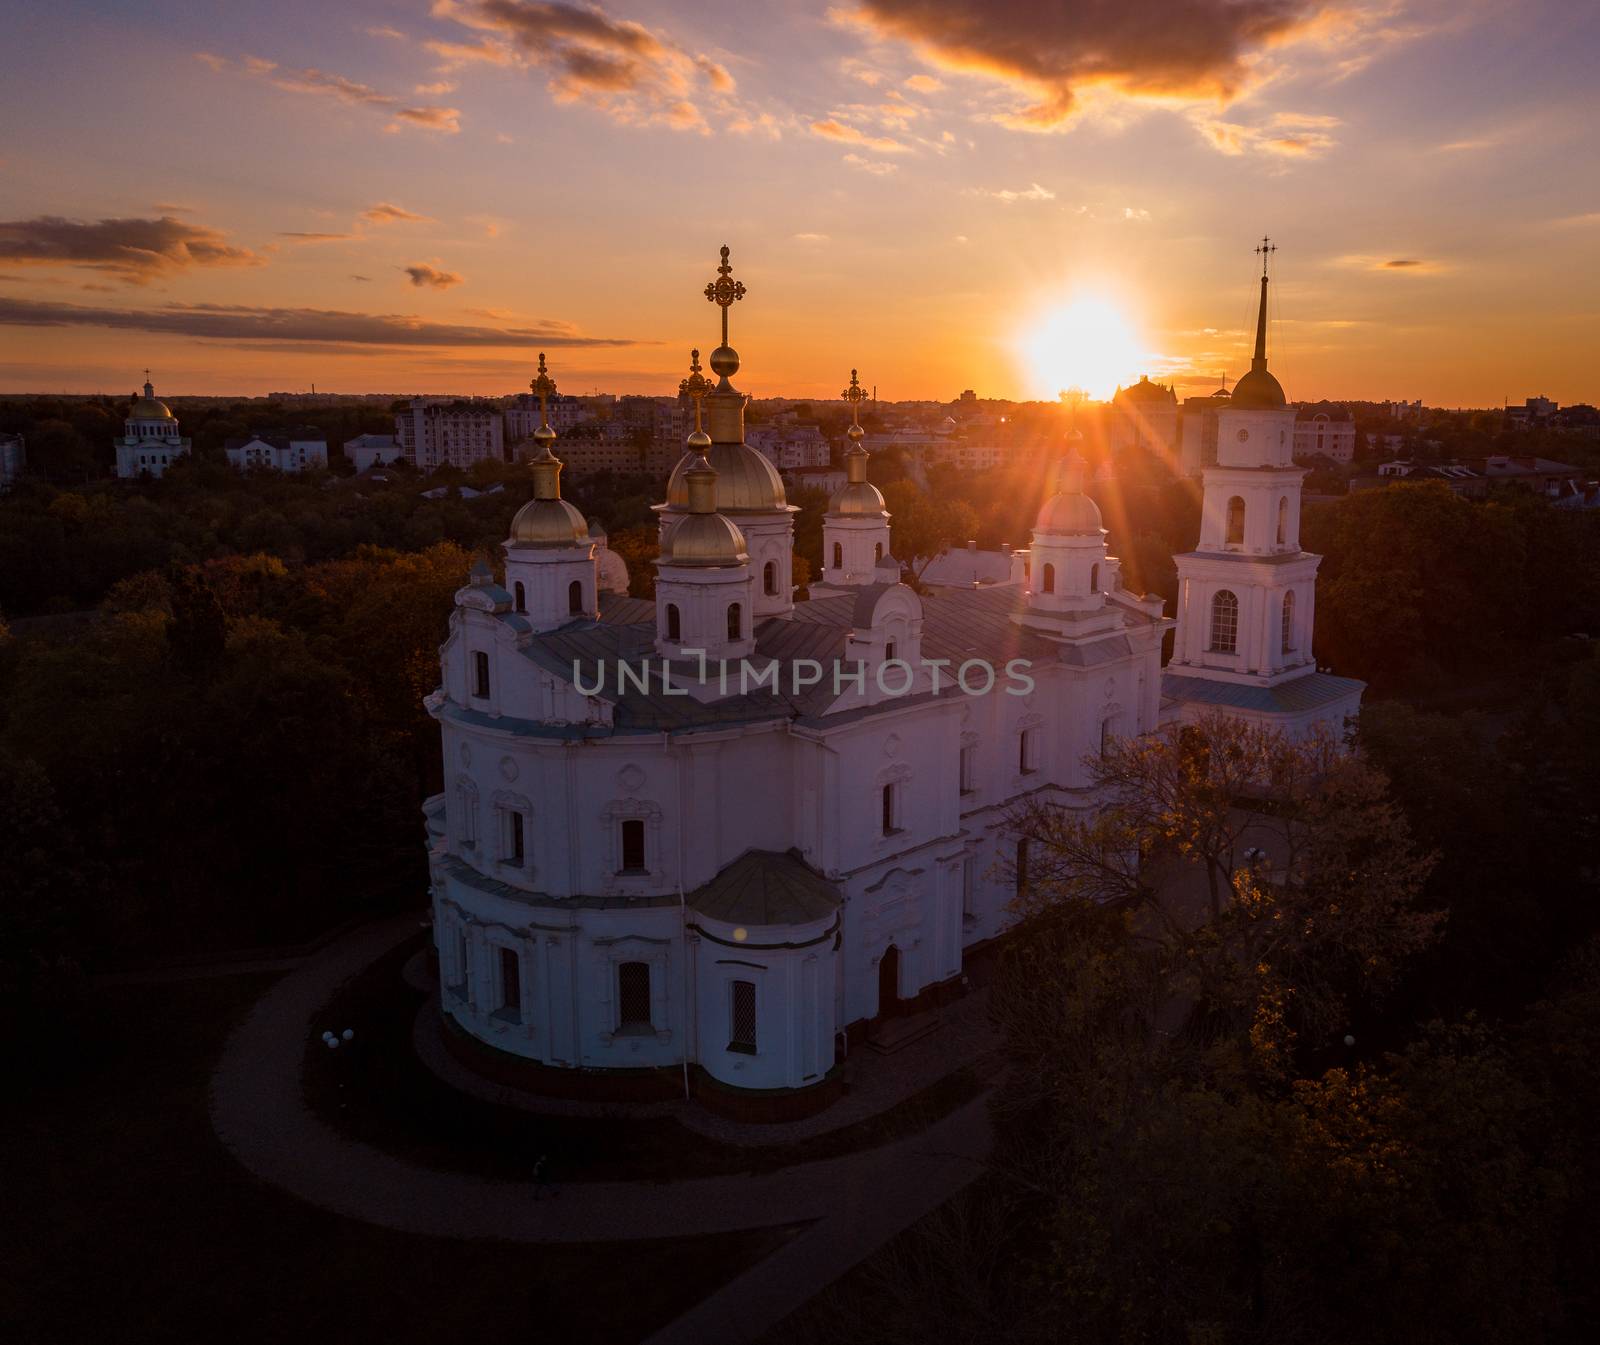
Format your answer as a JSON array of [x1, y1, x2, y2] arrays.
[[820, 369, 893, 588], [1169, 240, 1318, 685]]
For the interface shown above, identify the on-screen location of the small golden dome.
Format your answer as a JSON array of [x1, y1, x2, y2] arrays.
[[130, 398, 175, 421], [666, 511, 748, 566], [829, 480, 888, 516], [687, 428, 712, 450], [665, 440, 786, 512], [509, 497, 588, 546]]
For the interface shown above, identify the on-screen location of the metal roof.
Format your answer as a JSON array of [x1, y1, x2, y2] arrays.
[[687, 849, 842, 926], [1161, 670, 1364, 714]]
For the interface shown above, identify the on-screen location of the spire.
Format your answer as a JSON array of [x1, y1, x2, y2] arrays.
[[528, 352, 562, 500], [703, 244, 746, 385], [143, 368, 154, 399], [679, 348, 712, 452], [842, 366, 868, 460], [1252, 236, 1276, 370]]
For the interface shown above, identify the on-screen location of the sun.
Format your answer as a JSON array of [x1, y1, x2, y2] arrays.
[[1018, 296, 1146, 402]]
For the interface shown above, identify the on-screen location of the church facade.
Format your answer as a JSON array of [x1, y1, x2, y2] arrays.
[[424, 245, 1360, 1101], [114, 376, 191, 479]]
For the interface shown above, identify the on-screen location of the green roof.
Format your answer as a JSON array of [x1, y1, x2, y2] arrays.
[[688, 849, 842, 927]]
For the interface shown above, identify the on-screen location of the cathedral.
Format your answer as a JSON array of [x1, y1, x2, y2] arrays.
[[424, 244, 1361, 1106]]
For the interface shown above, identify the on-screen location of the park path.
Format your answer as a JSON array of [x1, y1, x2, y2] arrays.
[[210, 914, 992, 1340]]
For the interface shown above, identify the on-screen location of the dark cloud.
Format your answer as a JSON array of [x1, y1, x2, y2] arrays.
[[0, 296, 646, 348], [0, 214, 261, 284], [1384, 258, 1421, 268], [351, 274, 374, 282], [433, 0, 732, 131], [278, 231, 354, 242], [403, 263, 463, 289], [849, 0, 1320, 129]]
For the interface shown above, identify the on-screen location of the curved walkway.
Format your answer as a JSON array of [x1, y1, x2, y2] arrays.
[[211, 914, 993, 1258]]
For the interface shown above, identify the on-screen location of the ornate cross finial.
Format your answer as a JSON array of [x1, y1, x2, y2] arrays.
[[703, 243, 746, 347], [143, 367, 151, 382], [1255, 235, 1276, 277], [680, 348, 710, 437], [531, 351, 556, 430], [842, 367, 867, 427]]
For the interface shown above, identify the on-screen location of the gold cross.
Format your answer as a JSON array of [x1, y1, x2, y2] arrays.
[[703, 244, 746, 347], [1255, 235, 1276, 276], [841, 368, 867, 428], [679, 348, 709, 434], [531, 351, 556, 428]]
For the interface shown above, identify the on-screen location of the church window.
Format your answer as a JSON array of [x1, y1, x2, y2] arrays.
[[832, 541, 843, 569], [729, 980, 757, 1053], [665, 603, 681, 641], [875, 542, 884, 562], [497, 947, 522, 1019], [456, 780, 479, 849], [617, 961, 652, 1030], [727, 602, 742, 641], [1090, 562, 1100, 592], [763, 561, 777, 596], [619, 818, 646, 873], [1226, 496, 1246, 545], [885, 641, 896, 662], [1015, 838, 1030, 893], [1282, 591, 1296, 654], [1019, 728, 1037, 775], [1276, 496, 1288, 546], [502, 809, 525, 867], [472, 651, 490, 698], [881, 782, 899, 835], [960, 744, 976, 795], [1210, 590, 1239, 654], [451, 928, 470, 998], [568, 579, 583, 614], [1041, 562, 1055, 594], [514, 581, 526, 612]]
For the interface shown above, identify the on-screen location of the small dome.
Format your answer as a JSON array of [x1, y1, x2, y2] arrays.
[[828, 479, 887, 517], [1035, 492, 1104, 535], [130, 397, 175, 421], [665, 440, 786, 512], [666, 511, 748, 566], [1229, 366, 1286, 410], [509, 497, 588, 546]]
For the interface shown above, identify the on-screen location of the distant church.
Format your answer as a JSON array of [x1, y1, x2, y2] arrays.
[[114, 374, 191, 479], [424, 243, 1361, 1109]]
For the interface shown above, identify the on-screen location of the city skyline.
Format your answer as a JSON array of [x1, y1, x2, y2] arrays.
[[2, 0, 1598, 405]]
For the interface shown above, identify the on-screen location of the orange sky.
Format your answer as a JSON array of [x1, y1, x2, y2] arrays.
[[2, 0, 1597, 406]]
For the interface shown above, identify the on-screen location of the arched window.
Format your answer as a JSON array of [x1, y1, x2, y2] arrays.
[[763, 561, 777, 596], [727, 602, 742, 640], [1041, 562, 1056, 594], [1210, 590, 1239, 654], [875, 542, 884, 561], [1089, 562, 1100, 592], [472, 650, 490, 698], [832, 541, 843, 569], [514, 581, 526, 612], [1276, 496, 1288, 546], [1281, 590, 1296, 654], [666, 603, 681, 641], [568, 579, 583, 614], [1225, 496, 1246, 546]]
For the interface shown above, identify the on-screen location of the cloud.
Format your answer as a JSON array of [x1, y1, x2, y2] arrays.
[[1191, 108, 1339, 157], [904, 73, 943, 92], [0, 214, 261, 285], [351, 274, 374, 282], [277, 231, 354, 242], [403, 263, 463, 289], [1334, 254, 1447, 274], [432, 0, 732, 132], [362, 202, 431, 225], [367, 25, 408, 40], [0, 296, 647, 348], [793, 233, 830, 242], [964, 182, 1055, 204], [809, 118, 909, 153], [415, 79, 458, 94], [843, 153, 898, 175], [196, 52, 461, 133]]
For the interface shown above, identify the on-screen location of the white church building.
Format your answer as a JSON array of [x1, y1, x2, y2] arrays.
[[114, 375, 191, 479], [424, 246, 1361, 1109]]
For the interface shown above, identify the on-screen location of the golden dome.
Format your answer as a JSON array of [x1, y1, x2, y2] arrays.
[[665, 440, 786, 512], [829, 480, 888, 516], [130, 398, 175, 421], [509, 497, 588, 546], [666, 511, 749, 566], [1035, 452, 1103, 534]]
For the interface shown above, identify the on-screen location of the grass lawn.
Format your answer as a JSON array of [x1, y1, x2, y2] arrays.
[[0, 969, 801, 1345], [304, 934, 994, 1184]]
